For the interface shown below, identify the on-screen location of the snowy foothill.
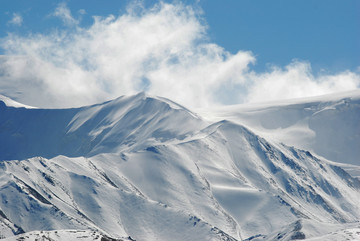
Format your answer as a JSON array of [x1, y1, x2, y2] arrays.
[[0, 91, 359, 241]]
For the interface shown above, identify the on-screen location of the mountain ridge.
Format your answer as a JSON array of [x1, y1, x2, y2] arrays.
[[198, 89, 360, 167], [0, 92, 206, 161], [0, 92, 359, 240]]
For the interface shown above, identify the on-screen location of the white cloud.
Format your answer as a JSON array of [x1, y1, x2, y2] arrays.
[[0, 2, 359, 108], [8, 13, 23, 26], [245, 61, 360, 103], [52, 2, 79, 26]]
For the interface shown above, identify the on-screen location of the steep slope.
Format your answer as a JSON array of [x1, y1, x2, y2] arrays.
[[0, 155, 240, 240], [171, 120, 360, 238], [0, 93, 359, 240]]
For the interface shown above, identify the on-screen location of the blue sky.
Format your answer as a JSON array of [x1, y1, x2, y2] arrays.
[[2, 0, 359, 73], [0, 0, 359, 108], [202, 0, 360, 74]]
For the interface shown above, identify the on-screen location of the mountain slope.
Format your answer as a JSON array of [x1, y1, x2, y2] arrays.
[[0, 93, 359, 240], [199, 90, 360, 167], [171, 120, 360, 238], [0, 92, 205, 161]]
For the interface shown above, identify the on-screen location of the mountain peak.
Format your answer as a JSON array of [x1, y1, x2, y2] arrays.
[[1, 91, 359, 241], [0, 92, 206, 161], [0, 94, 36, 109]]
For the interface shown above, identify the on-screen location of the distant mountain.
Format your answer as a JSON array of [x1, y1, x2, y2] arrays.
[[0, 92, 359, 240], [199, 90, 360, 167]]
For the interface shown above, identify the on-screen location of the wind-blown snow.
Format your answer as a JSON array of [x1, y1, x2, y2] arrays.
[[198, 90, 360, 167], [0, 95, 36, 109], [0, 92, 359, 241]]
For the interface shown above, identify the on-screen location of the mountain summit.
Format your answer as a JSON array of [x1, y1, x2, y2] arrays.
[[0, 92, 359, 241], [0, 92, 205, 160]]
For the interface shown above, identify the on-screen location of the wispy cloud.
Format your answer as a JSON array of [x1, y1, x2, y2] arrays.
[[245, 61, 360, 103], [8, 13, 23, 26], [78, 9, 86, 15], [52, 2, 79, 26], [0, 2, 359, 108]]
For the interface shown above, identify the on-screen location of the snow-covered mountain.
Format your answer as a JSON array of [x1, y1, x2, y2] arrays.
[[199, 90, 360, 169], [0, 92, 205, 161], [0, 92, 359, 241]]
